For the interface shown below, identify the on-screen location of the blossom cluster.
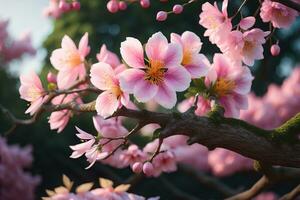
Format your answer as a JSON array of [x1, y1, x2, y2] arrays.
[[0, 137, 40, 200], [0, 19, 35, 66], [43, 175, 159, 200], [43, 0, 80, 19]]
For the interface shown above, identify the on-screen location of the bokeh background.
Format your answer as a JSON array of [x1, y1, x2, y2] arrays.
[[0, 0, 300, 199]]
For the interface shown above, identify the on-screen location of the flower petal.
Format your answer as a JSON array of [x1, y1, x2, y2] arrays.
[[164, 66, 191, 92], [79, 32, 90, 57], [154, 83, 177, 108], [119, 69, 145, 93], [90, 62, 115, 90], [146, 32, 168, 61], [181, 31, 202, 53], [133, 80, 158, 102], [120, 37, 145, 68], [163, 43, 183, 68], [61, 35, 77, 50], [96, 91, 119, 118]]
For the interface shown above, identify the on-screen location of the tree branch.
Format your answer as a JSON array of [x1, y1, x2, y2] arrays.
[[280, 184, 300, 200]]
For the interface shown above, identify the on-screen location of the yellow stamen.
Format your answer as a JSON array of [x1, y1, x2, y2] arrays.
[[144, 60, 166, 85], [65, 51, 82, 67], [111, 86, 122, 98], [213, 78, 235, 97], [182, 51, 192, 65]]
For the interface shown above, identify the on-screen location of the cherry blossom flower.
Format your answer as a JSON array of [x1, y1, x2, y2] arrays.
[[206, 54, 253, 117], [19, 71, 47, 115], [96, 44, 121, 69], [50, 33, 90, 89], [90, 62, 130, 118], [49, 94, 82, 133], [119, 32, 191, 108], [219, 29, 269, 66], [170, 31, 209, 78], [260, 0, 298, 28], [199, 0, 232, 45]]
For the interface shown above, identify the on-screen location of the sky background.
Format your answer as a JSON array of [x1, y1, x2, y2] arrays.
[[0, 0, 52, 75]]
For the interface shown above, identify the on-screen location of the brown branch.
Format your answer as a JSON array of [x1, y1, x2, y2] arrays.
[[179, 164, 237, 197], [272, 0, 300, 12], [280, 184, 300, 200]]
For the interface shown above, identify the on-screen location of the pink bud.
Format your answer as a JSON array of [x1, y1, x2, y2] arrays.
[[47, 72, 57, 83], [173, 5, 183, 14], [156, 11, 168, 21], [132, 162, 143, 173], [270, 44, 280, 56], [59, 0, 71, 12], [140, 0, 150, 8], [118, 1, 127, 10], [143, 162, 154, 176], [107, 0, 119, 13], [71, 1, 81, 10]]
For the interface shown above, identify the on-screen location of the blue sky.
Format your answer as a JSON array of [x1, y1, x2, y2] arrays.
[[0, 0, 52, 75]]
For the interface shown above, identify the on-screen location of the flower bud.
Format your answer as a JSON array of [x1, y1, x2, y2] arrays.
[[47, 72, 57, 83], [270, 44, 280, 56], [132, 162, 143, 173], [118, 1, 127, 10], [140, 0, 150, 8], [156, 11, 167, 21], [143, 162, 154, 176], [59, 0, 71, 12], [107, 0, 119, 13], [71, 1, 81, 10], [173, 5, 183, 14]]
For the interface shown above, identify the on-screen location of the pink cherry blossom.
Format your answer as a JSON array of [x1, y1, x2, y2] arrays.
[[206, 54, 253, 117], [119, 32, 191, 108], [199, 0, 232, 45], [19, 71, 47, 115], [50, 33, 90, 89], [49, 94, 82, 133], [96, 44, 121, 69], [239, 16, 256, 30], [170, 31, 209, 78], [90, 62, 130, 118], [120, 144, 147, 166], [260, 0, 298, 28], [219, 29, 269, 66]]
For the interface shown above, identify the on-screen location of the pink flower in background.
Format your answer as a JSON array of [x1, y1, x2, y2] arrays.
[[260, 0, 298, 28], [220, 29, 269, 66], [90, 62, 130, 118], [43, 0, 63, 18], [170, 31, 209, 78], [206, 54, 253, 117], [177, 96, 211, 116], [119, 32, 191, 108], [50, 33, 90, 89], [0, 137, 40, 200], [208, 148, 253, 177], [97, 44, 121, 69], [49, 94, 82, 133], [19, 71, 47, 115], [254, 192, 278, 200], [199, 0, 232, 45], [120, 144, 147, 166]]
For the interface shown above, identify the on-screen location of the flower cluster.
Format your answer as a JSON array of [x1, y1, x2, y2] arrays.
[[0, 19, 35, 66], [43, 0, 80, 19], [43, 175, 159, 200], [0, 137, 40, 200]]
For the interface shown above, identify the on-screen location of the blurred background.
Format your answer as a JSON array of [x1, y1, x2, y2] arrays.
[[0, 0, 299, 199]]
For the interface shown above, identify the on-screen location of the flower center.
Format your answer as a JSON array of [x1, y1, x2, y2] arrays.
[[144, 60, 167, 85], [28, 88, 42, 100], [242, 40, 254, 53], [65, 51, 82, 67], [213, 78, 235, 97], [182, 51, 192, 65], [111, 85, 122, 98]]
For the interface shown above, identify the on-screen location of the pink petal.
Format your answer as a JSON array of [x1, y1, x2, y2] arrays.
[[75, 126, 94, 140], [233, 67, 253, 94], [57, 70, 78, 89], [120, 37, 145, 68], [232, 93, 248, 110], [25, 97, 43, 115], [185, 54, 209, 78], [79, 32, 90, 57], [133, 80, 158, 102], [50, 49, 65, 70], [181, 31, 202, 53], [90, 62, 115, 90], [163, 43, 183, 68], [239, 17, 256, 30], [119, 69, 145, 93], [145, 32, 168, 62], [170, 33, 183, 48], [164, 66, 191, 92], [96, 91, 119, 118], [92, 116, 103, 133], [154, 83, 177, 108], [61, 35, 77, 50]]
